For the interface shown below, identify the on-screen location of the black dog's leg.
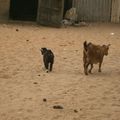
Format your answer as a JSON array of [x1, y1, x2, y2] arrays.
[[43, 59, 49, 72], [45, 62, 48, 69], [45, 62, 49, 73], [50, 63, 53, 71]]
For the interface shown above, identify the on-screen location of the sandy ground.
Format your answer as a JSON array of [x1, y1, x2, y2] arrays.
[[0, 22, 120, 120]]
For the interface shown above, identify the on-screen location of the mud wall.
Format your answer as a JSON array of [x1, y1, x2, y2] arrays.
[[0, 0, 10, 21]]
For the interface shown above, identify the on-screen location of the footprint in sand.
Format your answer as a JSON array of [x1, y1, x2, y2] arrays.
[[0, 74, 11, 79]]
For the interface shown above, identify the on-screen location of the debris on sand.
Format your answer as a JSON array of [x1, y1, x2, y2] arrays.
[[16, 29, 19, 32], [26, 40, 29, 42], [74, 109, 78, 113], [53, 105, 64, 109], [74, 21, 89, 27], [110, 32, 115, 35], [33, 82, 38, 84], [42, 37, 46, 39], [43, 98, 47, 102]]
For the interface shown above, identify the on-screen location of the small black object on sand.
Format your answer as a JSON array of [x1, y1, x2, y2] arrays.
[[74, 109, 78, 113], [43, 98, 47, 102], [53, 105, 64, 109], [33, 82, 38, 84], [16, 29, 19, 32]]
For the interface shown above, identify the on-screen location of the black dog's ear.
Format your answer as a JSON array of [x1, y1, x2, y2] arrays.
[[40, 48, 47, 55], [41, 48, 47, 51], [40, 48, 44, 55]]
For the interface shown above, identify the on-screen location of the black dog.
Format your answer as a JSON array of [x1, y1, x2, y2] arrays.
[[40, 48, 54, 72]]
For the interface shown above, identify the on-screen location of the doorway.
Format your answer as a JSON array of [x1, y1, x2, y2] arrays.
[[9, 0, 38, 21], [63, 0, 73, 17]]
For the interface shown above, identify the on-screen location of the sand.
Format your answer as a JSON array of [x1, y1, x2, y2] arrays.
[[0, 22, 120, 120]]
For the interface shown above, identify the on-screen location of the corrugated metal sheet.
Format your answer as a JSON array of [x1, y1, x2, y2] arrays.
[[111, 0, 120, 23], [73, 0, 112, 22]]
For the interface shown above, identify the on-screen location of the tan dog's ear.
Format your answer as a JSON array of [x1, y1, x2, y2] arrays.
[[108, 44, 111, 47]]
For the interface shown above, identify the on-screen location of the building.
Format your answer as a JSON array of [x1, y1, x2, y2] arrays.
[[0, 0, 10, 21], [0, 0, 120, 26], [73, 0, 120, 23], [111, 0, 120, 23]]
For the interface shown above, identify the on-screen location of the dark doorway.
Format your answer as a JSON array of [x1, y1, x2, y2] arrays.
[[9, 0, 38, 21], [63, 0, 72, 17]]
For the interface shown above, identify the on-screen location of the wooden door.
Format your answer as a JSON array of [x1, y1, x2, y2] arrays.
[[37, 0, 64, 27]]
